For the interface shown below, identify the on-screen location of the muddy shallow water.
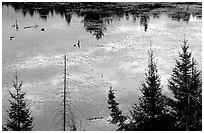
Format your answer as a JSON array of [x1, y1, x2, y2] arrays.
[[2, 4, 202, 131]]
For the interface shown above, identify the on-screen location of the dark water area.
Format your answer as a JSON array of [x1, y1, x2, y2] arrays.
[[3, 2, 202, 40]]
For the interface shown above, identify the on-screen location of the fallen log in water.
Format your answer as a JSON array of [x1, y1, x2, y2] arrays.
[[24, 25, 38, 29], [87, 116, 104, 121], [9, 36, 14, 40]]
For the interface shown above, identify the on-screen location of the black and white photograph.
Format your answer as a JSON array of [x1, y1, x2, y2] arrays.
[[1, 1, 202, 131]]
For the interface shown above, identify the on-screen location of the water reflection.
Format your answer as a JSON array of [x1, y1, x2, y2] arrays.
[[65, 12, 72, 25], [168, 11, 191, 22], [140, 14, 149, 32], [152, 11, 161, 19], [11, 19, 19, 31], [38, 8, 50, 21], [82, 11, 107, 40], [2, 2, 202, 39]]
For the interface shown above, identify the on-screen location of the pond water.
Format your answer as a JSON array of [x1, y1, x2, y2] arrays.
[[2, 3, 202, 131]]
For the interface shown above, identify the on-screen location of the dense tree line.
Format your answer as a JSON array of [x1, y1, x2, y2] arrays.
[[107, 39, 202, 131]]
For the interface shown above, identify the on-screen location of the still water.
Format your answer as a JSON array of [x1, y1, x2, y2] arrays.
[[2, 4, 202, 130]]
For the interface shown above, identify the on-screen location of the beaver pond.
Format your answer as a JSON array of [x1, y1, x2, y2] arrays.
[[2, 2, 202, 131]]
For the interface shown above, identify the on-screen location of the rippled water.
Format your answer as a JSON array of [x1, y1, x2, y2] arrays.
[[2, 3, 202, 131]]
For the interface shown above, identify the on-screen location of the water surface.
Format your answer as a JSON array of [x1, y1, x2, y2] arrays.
[[2, 3, 202, 131]]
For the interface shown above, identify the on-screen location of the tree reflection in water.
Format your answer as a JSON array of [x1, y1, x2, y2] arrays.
[[140, 14, 149, 32], [82, 11, 107, 40], [65, 12, 72, 25], [38, 8, 50, 21], [168, 11, 191, 23], [2, 2, 201, 39]]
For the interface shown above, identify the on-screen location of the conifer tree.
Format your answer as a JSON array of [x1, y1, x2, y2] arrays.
[[130, 48, 174, 130], [3, 73, 33, 131], [168, 39, 202, 130], [190, 58, 202, 130], [107, 85, 127, 130]]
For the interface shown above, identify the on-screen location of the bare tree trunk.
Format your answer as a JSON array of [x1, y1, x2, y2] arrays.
[[63, 54, 67, 131]]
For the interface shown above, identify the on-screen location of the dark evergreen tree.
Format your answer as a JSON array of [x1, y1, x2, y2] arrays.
[[168, 39, 202, 131], [190, 58, 202, 130], [2, 125, 8, 131], [3, 73, 33, 131], [130, 48, 174, 131], [107, 85, 127, 130]]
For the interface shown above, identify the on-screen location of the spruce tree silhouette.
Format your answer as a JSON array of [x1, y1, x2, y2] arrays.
[[3, 73, 33, 131], [168, 39, 202, 131], [130, 47, 174, 131], [107, 85, 127, 130]]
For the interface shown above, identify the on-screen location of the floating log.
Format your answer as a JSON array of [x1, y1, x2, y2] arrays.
[[87, 116, 103, 121], [95, 44, 103, 47], [24, 24, 38, 29], [9, 36, 14, 40]]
